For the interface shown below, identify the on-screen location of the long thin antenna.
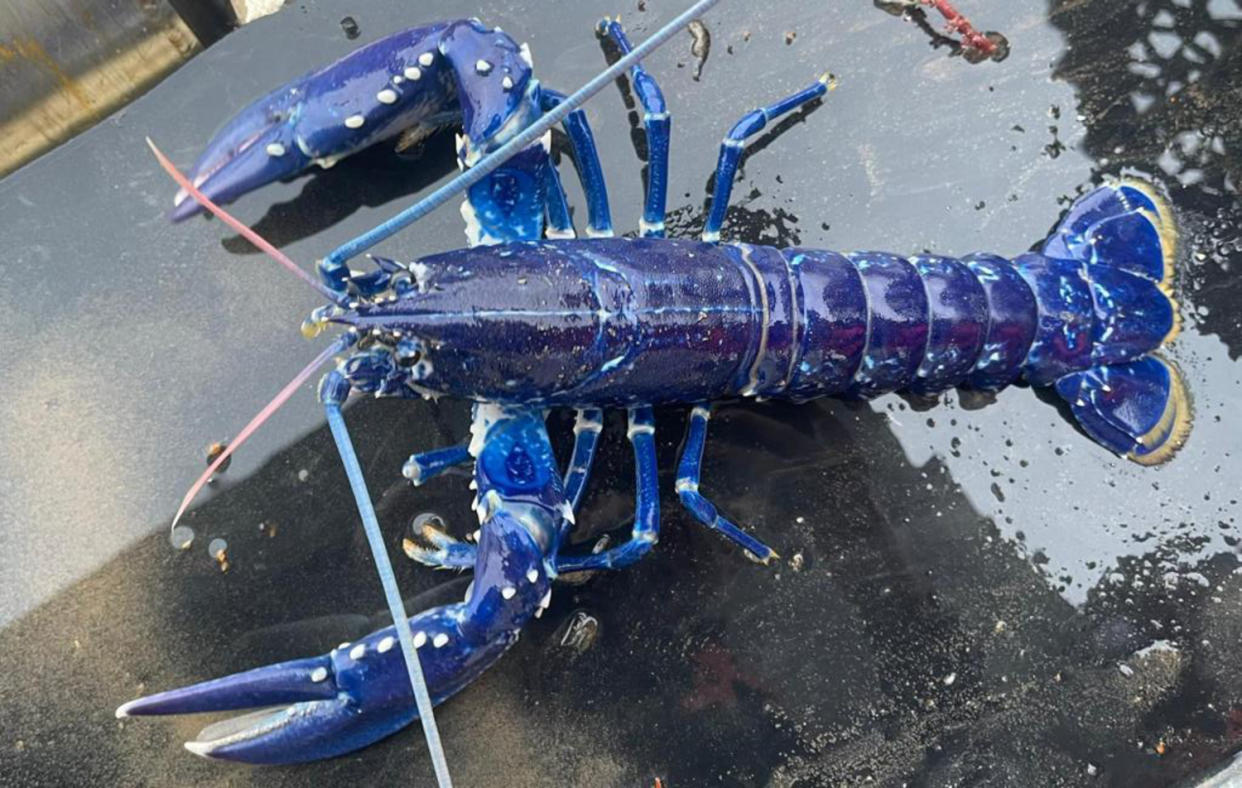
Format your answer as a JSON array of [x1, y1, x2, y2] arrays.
[[324, 0, 723, 267], [324, 400, 453, 786]]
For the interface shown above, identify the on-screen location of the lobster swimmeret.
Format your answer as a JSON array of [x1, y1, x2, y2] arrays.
[[118, 16, 1188, 767]]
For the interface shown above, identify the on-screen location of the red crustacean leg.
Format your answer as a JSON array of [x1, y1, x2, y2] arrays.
[[919, 0, 1000, 59]]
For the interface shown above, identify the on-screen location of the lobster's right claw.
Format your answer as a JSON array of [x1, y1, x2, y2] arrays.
[[114, 610, 505, 764], [169, 20, 539, 222], [168, 90, 311, 222], [169, 23, 456, 222]]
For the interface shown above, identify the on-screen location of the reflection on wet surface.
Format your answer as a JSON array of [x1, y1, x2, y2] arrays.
[[1, 0, 1240, 785]]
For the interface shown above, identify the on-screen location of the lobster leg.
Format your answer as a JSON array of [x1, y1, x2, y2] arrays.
[[557, 406, 660, 572], [702, 75, 833, 242], [404, 515, 478, 571], [403, 443, 472, 485], [676, 404, 779, 563], [541, 89, 614, 237], [598, 17, 671, 238], [404, 407, 604, 571], [542, 161, 576, 238], [562, 408, 604, 532]]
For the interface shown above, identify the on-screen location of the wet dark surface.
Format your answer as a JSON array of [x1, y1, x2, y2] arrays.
[[1, 0, 1241, 785]]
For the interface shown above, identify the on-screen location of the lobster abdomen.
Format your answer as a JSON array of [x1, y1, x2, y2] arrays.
[[771, 247, 1052, 400]]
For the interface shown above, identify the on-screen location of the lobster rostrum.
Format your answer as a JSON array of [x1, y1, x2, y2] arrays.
[[118, 13, 1190, 770]]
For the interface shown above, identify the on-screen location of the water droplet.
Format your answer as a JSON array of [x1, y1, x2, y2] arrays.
[[208, 538, 228, 560], [170, 525, 194, 550]]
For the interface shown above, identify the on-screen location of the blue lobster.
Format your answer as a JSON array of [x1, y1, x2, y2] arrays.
[[117, 14, 1189, 769]]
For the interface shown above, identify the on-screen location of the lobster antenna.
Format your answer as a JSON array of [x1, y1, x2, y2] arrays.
[[169, 335, 349, 532], [145, 138, 347, 306]]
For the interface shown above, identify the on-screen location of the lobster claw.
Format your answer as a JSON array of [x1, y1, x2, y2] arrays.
[[169, 19, 539, 222], [168, 90, 311, 221], [169, 23, 455, 222], [117, 509, 553, 763], [115, 646, 421, 764]]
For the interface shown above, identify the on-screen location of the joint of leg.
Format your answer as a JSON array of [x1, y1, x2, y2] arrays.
[[679, 489, 716, 524], [317, 370, 351, 406], [639, 219, 666, 236], [573, 412, 603, 435], [401, 457, 423, 484], [627, 422, 655, 439], [317, 256, 349, 292], [675, 477, 699, 494]]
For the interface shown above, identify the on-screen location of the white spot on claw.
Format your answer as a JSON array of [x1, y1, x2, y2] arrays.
[[265, 142, 286, 157], [502, 75, 514, 90], [418, 52, 434, 67], [433, 633, 449, 648], [378, 636, 395, 653], [501, 586, 516, 599], [310, 667, 328, 682], [526, 568, 539, 583], [345, 114, 365, 129], [475, 59, 492, 74], [404, 66, 422, 81], [413, 631, 427, 648], [349, 643, 365, 660], [376, 89, 398, 104]]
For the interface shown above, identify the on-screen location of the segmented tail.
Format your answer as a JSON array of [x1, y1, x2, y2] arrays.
[[1044, 178, 1190, 465]]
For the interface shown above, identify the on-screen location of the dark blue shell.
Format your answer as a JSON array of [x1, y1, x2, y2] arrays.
[[335, 184, 1178, 413], [341, 235, 1165, 407]]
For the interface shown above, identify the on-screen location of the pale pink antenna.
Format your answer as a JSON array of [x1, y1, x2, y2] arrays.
[[146, 137, 350, 529], [145, 138, 345, 303], [169, 339, 344, 529]]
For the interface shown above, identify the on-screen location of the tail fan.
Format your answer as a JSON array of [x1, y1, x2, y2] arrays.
[[1054, 355, 1191, 465], [1044, 178, 1190, 464]]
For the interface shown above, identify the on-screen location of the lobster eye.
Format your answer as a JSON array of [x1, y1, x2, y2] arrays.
[[397, 350, 422, 368], [396, 338, 423, 367]]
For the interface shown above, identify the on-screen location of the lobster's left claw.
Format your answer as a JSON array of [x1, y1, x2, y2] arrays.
[[117, 509, 551, 763], [169, 19, 538, 222], [116, 650, 420, 764]]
